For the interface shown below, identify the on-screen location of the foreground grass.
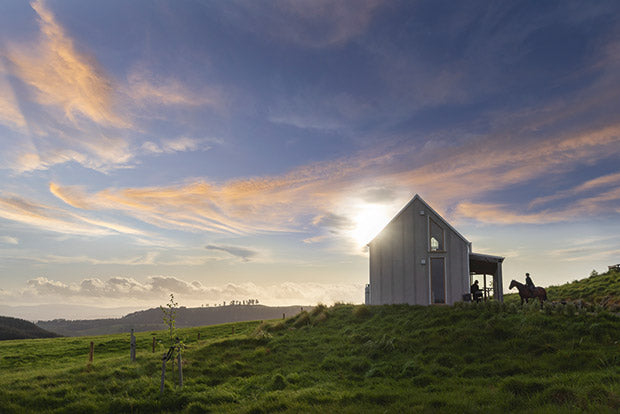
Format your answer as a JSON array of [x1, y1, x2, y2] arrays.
[[1, 303, 619, 413]]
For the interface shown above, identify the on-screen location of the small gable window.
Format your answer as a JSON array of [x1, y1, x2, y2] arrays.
[[429, 219, 444, 251]]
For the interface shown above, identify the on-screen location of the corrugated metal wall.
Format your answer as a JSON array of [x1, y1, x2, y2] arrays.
[[368, 197, 469, 305]]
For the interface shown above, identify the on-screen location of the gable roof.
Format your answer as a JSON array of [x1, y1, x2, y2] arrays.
[[369, 194, 470, 245]]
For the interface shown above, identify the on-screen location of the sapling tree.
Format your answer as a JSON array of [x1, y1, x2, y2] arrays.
[[159, 293, 185, 391], [161, 293, 178, 348]]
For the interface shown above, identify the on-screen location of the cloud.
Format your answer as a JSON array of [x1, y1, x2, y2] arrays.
[[5, 0, 126, 128], [455, 202, 558, 225], [127, 68, 223, 108], [312, 213, 355, 230], [303, 235, 329, 244], [13, 276, 363, 306], [530, 172, 620, 208], [205, 244, 260, 262], [0, 66, 27, 131], [142, 137, 213, 155], [26, 252, 158, 266], [455, 185, 620, 225], [0, 236, 19, 245], [228, 0, 384, 48], [43, 114, 620, 242], [360, 187, 396, 204], [0, 193, 145, 237]]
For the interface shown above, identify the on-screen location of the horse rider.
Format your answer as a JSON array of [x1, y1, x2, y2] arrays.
[[525, 273, 535, 294], [471, 280, 483, 302]]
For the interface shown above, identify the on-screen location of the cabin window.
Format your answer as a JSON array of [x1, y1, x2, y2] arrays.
[[429, 219, 444, 251]]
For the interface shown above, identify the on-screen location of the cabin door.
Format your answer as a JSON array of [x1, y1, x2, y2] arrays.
[[430, 257, 446, 304]]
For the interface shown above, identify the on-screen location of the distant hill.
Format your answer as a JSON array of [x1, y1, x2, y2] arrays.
[[0, 316, 60, 341], [0, 304, 141, 321], [36, 304, 306, 336]]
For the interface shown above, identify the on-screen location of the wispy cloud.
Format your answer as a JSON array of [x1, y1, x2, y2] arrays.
[[228, 0, 384, 48], [127, 68, 223, 108], [0, 236, 19, 245], [530, 172, 620, 208], [44, 116, 620, 239], [455, 185, 620, 225], [0, 193, 145, 237], [0, 66, 27, 131], [141, 137, 213, 155], [205, 244, 260, 262], [6, 0, 127, 128]]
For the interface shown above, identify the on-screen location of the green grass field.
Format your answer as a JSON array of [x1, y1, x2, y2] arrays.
[[1, 301, 619, 413]]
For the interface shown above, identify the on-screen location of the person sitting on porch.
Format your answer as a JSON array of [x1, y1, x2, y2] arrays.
[[471, 280, 483, 302], [525, 272, 535, 293]]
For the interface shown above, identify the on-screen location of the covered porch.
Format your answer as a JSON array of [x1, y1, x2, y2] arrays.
[[469, 253, 504, 302]]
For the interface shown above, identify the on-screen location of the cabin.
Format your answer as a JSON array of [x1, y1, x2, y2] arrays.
[[366, 194, 504, 305]]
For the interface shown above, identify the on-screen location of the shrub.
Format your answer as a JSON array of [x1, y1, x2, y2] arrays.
[[293, 312, 310, 328], [312, 311, 328, 326], [311, 304, 327, 316], [352, 305, 371, 319], [271, 373, 287, 390]]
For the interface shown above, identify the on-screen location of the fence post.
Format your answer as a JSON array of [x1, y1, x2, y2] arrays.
[[176, 338, 183, 388], [283, 313, 285, 319], [130, 329, 136, 362], [197, 332, 201, 340], [232, 326, 235, 335], [89, 341, 94, 363]]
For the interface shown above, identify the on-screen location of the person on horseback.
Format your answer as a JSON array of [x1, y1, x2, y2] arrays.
[[525, 273, 535, 294]]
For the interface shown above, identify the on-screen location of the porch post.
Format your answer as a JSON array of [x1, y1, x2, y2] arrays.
[[496, 261, 504, 302]]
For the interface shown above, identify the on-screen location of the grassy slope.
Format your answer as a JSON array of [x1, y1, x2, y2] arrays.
[[504, 269, 620, 308], [0, 316, 60, 341], [1, 303, 619, 413], [546, 269, 620, 307]]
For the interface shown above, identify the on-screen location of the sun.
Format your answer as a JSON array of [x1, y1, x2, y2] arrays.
[[348, 204, 392, 247]]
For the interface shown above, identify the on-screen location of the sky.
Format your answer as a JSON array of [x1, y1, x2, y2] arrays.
[[1, 0, 619, 319]]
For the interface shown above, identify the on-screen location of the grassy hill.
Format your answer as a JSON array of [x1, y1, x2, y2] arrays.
[[1, 303, 619, 413], [36, 305, 305, 336], [504, 268, 620, 309], [546, 269, 620, 308], [0, 316, 60, 341]]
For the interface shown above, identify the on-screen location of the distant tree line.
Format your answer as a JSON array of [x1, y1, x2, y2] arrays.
[[201, 299, 260, 307]]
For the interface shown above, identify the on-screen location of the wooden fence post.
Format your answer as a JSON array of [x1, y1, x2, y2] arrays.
[[283, 313, 285, 319], [130, 329, 136, 362], [197, 332, 201, 340], [176, 339, 183, 388], [89, 341, 94, 363], [152, 337, 156, 353]]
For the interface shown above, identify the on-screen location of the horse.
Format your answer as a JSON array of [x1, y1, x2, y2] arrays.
[[509, 280, 547, 307]]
